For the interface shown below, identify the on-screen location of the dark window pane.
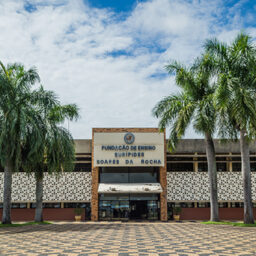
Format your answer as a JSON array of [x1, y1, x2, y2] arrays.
[[11, 203, 27, 209], [11, 203, 20, 209], [198, 202, 210, 208], [129, 194, 158, 201], [233, 163, 241, 172], [167, 163, 193, 172], [64, 203, 87, 208], [251, 163, 256, 172], [76, 157, 91, 161], [216, 157, 227, 161], [167, 157, 194, 161], [180, 202, 195, 208], [129, 167, 158, 183], [100, 167, 129, 183], [20, 203, 27, 209], [74, 163, 91, 172], [43, 203, 61, 208], [231, 202, 243, 208], [198, 162, 207, 172], [197, 157, 207, 161], [31, 203, 36, 208], [217, 162, 227, 172], [218, 202, 228, 208], [99, 167, 158, 183], [100, 194, 129, 201]]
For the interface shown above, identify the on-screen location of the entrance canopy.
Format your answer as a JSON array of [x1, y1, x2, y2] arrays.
[[98, 183, 163, 194]]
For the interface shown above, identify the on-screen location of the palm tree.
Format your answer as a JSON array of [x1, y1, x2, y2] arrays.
[[0, 62, 46, 224], [153, 54, 219, 221], [205, 32, 256, 224], [29, 100, 79, 222]]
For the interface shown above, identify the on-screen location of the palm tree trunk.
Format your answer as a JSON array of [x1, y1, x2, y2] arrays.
[[205, 133, 219, 222], [34, 174, 44, 222], [240, 129, 254, 224], [2, 160, 13, 224]]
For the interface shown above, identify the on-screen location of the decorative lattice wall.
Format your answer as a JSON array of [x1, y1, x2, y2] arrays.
[[1, 172, 256, 202], [167, 172, 256, 201], [0, 172, 91, 202]]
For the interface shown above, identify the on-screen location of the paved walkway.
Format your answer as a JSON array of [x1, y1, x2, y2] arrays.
[[0, 222, 255, 255]]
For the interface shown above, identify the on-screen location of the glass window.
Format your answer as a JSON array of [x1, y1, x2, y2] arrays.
[[167, 163, 193, 172], [198, 162, 208, 172], [129, 194, 158, 201], [180, 202, 195, 208], [64, 202, 88, 208], [198, 202, 210, 208], [233, 163, 241, 172], [218, 202, 228, 208], [250, 163, 256, 172], [43, 203, 61, 208], [129, 167, 158, 183], [231, 202, 244, 208], [74, 163, 91, 172], [99, 167, 158, 183], [11, 203, 20, 209], [217, 162, 227, 172], [11, 203, 27, 209], [100, 194, 129, 201], [100, 167, 129, 183]]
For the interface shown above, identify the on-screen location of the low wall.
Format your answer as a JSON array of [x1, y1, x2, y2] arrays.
[[0, 209, 86, 221], [1, 208, 256, 221], [180, 208, 256, 220]]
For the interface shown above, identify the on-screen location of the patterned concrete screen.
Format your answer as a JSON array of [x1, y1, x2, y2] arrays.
[[1, 172, 256, 202], [0, 172, 91, 202], [167, 172, 256, 201]]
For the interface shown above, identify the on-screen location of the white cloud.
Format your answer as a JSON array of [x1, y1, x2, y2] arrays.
[[0, 0, 254, 139]]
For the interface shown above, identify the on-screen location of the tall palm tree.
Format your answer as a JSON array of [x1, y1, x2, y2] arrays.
[[153, 54, 219, 221], [205, 32, 256, 224], [31, 101, 79, 222], [0, 62, 47, 224]]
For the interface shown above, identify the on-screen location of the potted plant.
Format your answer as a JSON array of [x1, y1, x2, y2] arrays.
[[173, 207, 182, 221], [74, 207, 83, 221]]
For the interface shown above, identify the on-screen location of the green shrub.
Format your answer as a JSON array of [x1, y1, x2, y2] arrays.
[[74, 208, 83, 216], [173, 207, 182, 215]]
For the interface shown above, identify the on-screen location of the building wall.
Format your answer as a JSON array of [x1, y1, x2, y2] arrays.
[[0, 172, 91, 202], [91, 128, 167, 221], [167, 172, 256, 201]]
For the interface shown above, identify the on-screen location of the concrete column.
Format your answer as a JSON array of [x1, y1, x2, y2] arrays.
[[194, 152, 198, 172], [160, 132, 167, 221], [91, 167, 99, 221], [228, 153, 233, 172], [91, 129, 99, 221]]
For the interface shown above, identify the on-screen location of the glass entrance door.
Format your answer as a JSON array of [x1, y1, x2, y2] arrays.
[[99, 194, 160, 221], [130, 201, 148, 220]]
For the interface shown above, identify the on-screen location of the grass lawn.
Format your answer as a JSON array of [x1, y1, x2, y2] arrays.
[[0, 221, 51, 228], [202, 221, 256, 227]]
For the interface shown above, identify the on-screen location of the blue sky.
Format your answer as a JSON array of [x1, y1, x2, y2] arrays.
[[86, 0, 146, 12], [0, 0, 255, 138]]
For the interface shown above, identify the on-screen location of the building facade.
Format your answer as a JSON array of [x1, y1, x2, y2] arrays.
[[0, 128, 256, 221]]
